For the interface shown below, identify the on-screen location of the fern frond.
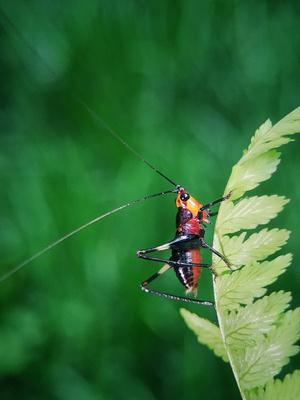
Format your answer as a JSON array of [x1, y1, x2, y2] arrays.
[[181, 107, 300, 399]]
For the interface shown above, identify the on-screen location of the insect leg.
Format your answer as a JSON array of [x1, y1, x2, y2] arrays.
[[200, 238, 231, 268], [200, 191, 232, 211], [207, 211, 218, 217], [140, 263, 214, 306], [141, 263, 171, 287], [137, 253, 217, 276], [137, 233, 199, 255], [137, 233, 217, 275]]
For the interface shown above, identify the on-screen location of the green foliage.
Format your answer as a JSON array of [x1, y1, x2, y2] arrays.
[[1, 2, 300, 399], [181, 107, 300, 399], [246, 370, 300, 400]]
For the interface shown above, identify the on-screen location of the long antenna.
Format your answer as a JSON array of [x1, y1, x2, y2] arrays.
[[74, 99, 179, 187], [0, 9, 182, 282], [0, 8, 178, 188], [0, 189, 176, 283]]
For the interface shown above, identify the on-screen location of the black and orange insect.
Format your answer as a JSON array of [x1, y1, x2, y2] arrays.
[[137, 186, 232, 305]]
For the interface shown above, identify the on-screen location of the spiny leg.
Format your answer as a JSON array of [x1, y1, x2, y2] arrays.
[[137, 252, 217, 277], [200, 191, 232, 211], [140, 263, 215, 306], [200, 238, 231, 268]]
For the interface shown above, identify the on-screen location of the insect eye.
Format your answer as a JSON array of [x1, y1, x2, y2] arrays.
[[180, 193, 190, 201]]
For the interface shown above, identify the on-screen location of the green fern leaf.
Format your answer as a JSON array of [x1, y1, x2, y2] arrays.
[[228, 150, 281, 199], [225, 107, 300, 200], [217, 195, 290, 236], [181, 107, 300, 399], [245, 116, 297, 157], [245, 370, 300, 400], [218, 228, 290, 268], [224, 291, 292, 348], [217, 254, 292, 310], [235, 308, 300, 390], [180, 308, 228, 362]]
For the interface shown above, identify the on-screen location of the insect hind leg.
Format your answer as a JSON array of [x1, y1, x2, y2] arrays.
[[141, 263, 171, 288], [140, 263, 215, 306]]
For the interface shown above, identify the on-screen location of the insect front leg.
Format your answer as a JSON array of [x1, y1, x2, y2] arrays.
[[199, 191, 232, 211]]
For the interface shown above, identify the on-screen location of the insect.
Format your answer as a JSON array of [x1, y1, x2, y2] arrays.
[[137, 187, 232, 305], [0, 9, 232, 306]]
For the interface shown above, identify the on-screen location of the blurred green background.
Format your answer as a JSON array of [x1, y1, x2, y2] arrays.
[[0, 1, 299, 399]]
